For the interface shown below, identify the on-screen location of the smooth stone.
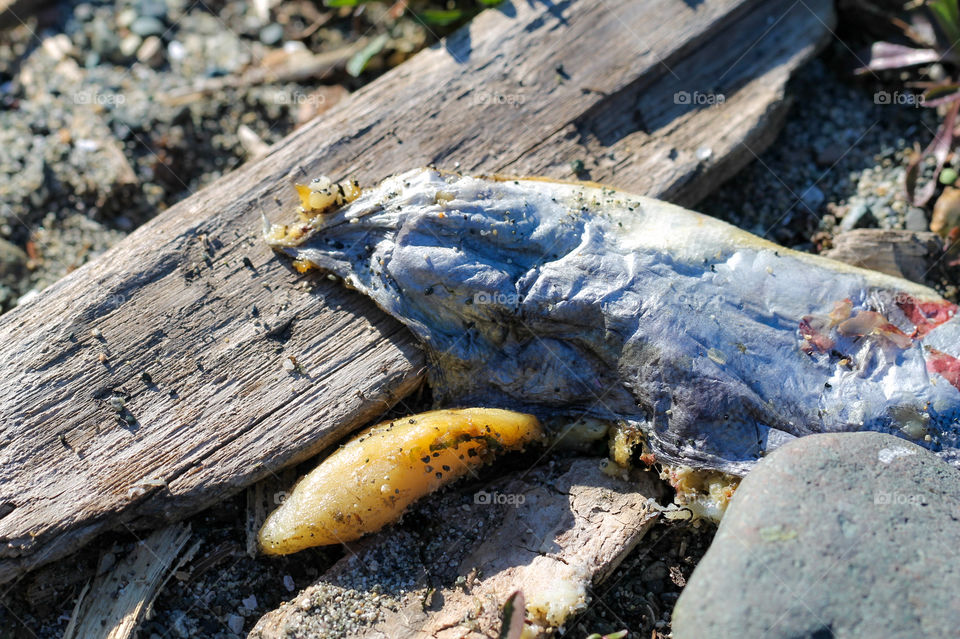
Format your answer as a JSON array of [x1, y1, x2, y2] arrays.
[[116, 6, 137, 28], [673, 431, 960, 639], [130, 15, 166, 37], [799, 184, 824, 211], [839, 202, 875, 231], [136, 35, 164, 67], [903, 207, 928, 232], [259, 23, 284, 46], [138, 0, 168, 19], [119, 33, 142, 58]]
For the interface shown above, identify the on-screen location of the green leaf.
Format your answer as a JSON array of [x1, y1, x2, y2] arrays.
[[928, 0, 960, 51], [324, 0, 359, 6], [419, 8, 464, 25], [478, 0, 504, 5], [498, 590, 525, 639], [346, 34, 389, 77]]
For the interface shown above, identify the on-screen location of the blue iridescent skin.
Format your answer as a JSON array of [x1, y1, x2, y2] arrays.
[[266, 169, 960, 475]]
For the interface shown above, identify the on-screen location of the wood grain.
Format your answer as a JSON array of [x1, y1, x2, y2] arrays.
[[63, 524, 195, 639], [0, 0, 834, 585], [824, 229, 945, 283]]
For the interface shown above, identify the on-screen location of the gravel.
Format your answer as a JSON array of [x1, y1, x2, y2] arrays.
[[0, 0, 467, 311], [701, 42, 959, 300]]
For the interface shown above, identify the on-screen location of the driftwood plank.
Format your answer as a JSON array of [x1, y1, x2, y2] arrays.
[[824, 229, 945, 283], [0, 0, 834, 585], [502, 0, 835, 207]]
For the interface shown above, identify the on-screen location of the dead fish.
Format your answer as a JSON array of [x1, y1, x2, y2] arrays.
[[264, 168, 960, 475]]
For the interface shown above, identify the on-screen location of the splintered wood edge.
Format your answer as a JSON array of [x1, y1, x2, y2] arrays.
[[65, 524, 195, 639]]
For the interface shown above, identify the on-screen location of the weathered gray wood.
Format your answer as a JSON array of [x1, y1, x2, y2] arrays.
[[502, 0, 835, 207], [0, 0, 834, 585], [64, 524, 195, 639], [250, 458, 663, 638], [824, 229, 945, 283]]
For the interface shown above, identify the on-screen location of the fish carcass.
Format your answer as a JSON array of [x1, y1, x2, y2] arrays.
[[265, 168, 960, 475]]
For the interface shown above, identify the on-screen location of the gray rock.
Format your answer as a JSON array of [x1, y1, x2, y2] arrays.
[[226, 613, 244, 634], [130, 16, 166, 37], [672, 431, 960, 639], [259, 23, 284, 46], [903, 206, 928, 232], [137, 0, 168, 19], [799, 184, 824, 210], [839, 202, 876, 231]]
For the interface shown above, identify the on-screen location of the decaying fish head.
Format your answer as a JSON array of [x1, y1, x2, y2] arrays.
[[265, 169, 625, 412], [266, 168, 960, 475]]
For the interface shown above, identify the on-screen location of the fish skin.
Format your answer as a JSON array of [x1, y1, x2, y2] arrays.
[[266, 168, 960, 475]]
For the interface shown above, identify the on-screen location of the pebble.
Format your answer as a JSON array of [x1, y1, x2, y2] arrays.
[[41, 34, 76, 61], [799, 184, 824, 211], [171, 611, 191, 638], [116, 7, 137, 29], [167, 39, 186, 61], [119, 33, 142, 58], [672, 431, 960, 639], [940, 166, 958, 185], [283, 574, 296, 592], [138, 0, 169, 19], [259, 23, 284, 46], [226, 613, 244, 634], [903, 206, 928, 232], [130, 16, 166, 37], [96, 551, 115, 574], [136, 35, 164, 67], [839, 202, 875, 231]]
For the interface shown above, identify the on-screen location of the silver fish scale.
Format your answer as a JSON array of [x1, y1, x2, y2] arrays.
[[269, 168, 960, 475]]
